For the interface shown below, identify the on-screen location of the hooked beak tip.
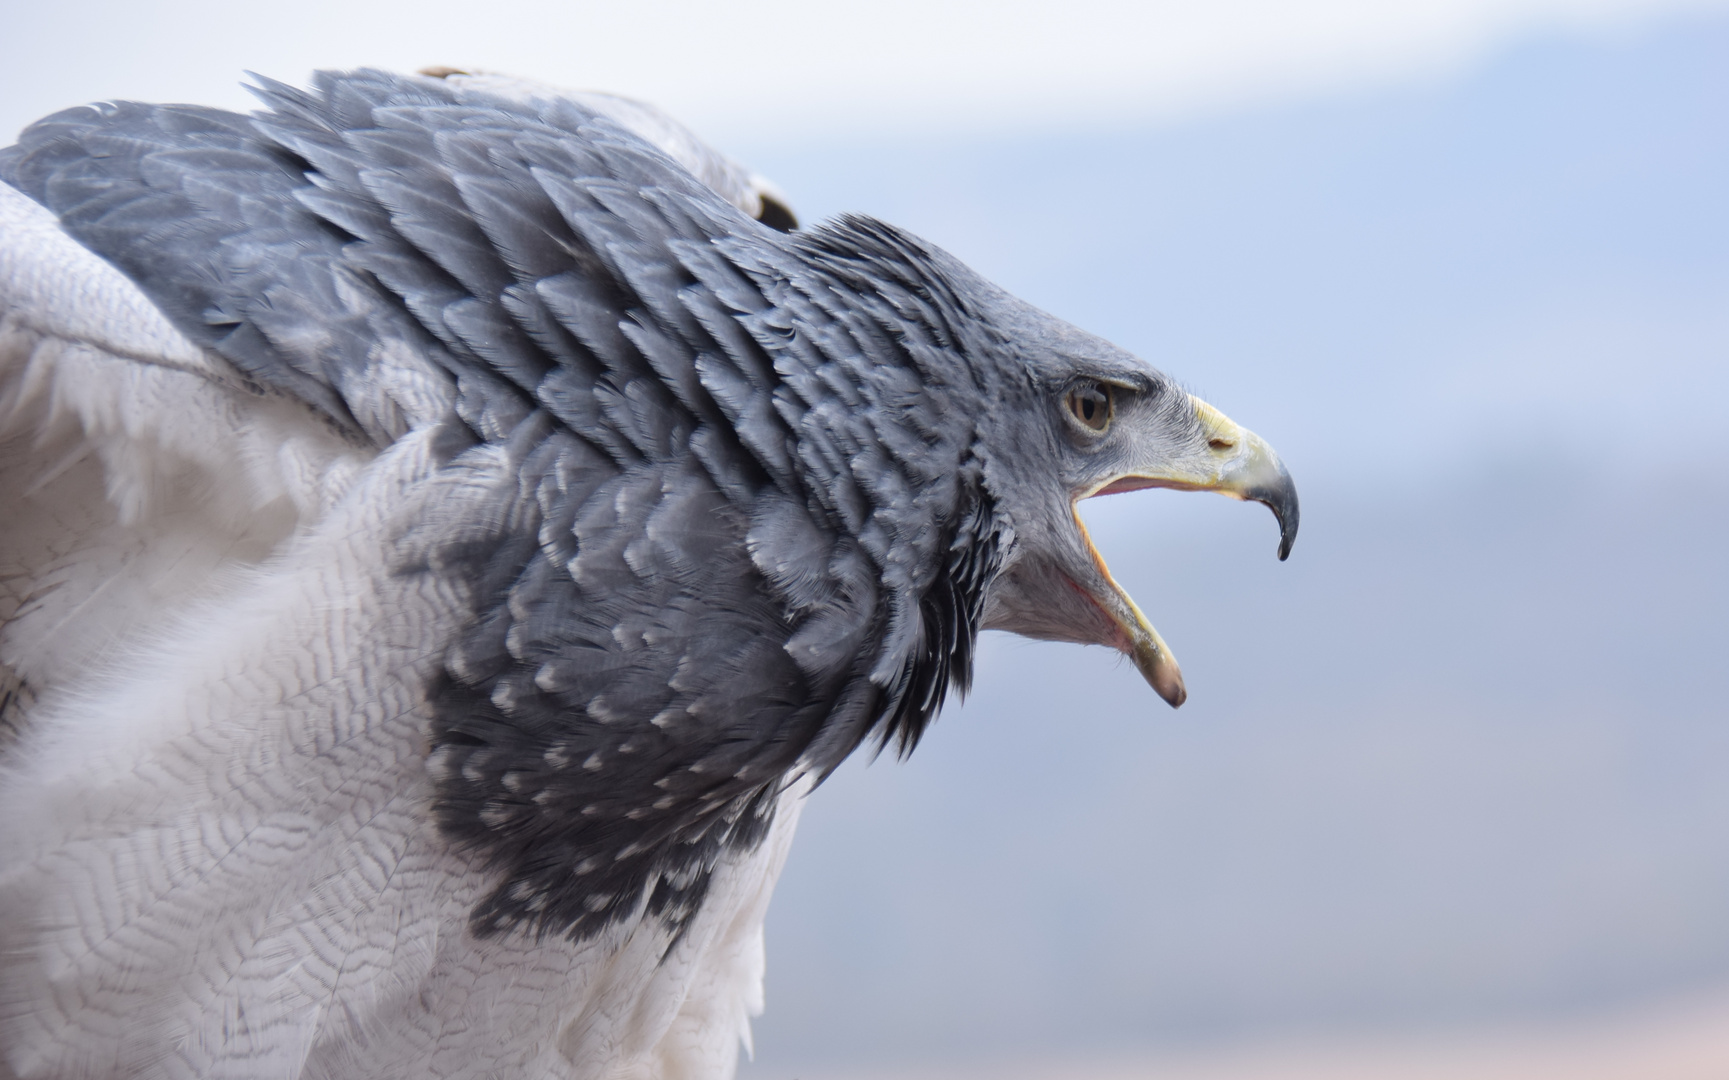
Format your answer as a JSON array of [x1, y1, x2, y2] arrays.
[[1267, 473, 1299, 562], [1243, 453, 1299, 562]]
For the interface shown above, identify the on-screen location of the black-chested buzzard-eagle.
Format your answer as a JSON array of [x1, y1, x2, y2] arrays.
[[0, 68, 1295, 1079]]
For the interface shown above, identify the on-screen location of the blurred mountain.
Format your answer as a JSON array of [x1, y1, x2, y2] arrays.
[[735, 11, 1729, 1077]]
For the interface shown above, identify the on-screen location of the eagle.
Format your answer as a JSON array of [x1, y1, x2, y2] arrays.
[[0, 69, 1295, 1079]]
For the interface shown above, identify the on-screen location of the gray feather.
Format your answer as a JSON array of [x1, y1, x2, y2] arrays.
[[1, 69, 1000, 941]]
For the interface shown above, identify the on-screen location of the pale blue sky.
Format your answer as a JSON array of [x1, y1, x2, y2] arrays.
[[4, 0, 1729, 141]]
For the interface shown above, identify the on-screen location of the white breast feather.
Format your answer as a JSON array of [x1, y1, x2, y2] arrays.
[[0, 180, 807, 1079]]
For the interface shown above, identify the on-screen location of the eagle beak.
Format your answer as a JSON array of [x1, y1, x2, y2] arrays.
[[1069, 512, 1190, 707], [1121, 580, 1187, 708], [1190, 397, 1300, 560], [1090, 396, 1299, 558], [1080, 395, 1299, 708]]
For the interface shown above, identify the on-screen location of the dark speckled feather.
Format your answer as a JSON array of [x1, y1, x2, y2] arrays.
[[0, 69, 1002, 941]]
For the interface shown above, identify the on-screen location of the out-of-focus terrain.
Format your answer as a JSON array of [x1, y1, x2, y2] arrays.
[[800, 988, 1729, 1080]]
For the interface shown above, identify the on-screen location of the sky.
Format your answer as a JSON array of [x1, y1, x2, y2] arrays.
[[5, 2, 1728, 1076], [4, 0, 1729, 141]]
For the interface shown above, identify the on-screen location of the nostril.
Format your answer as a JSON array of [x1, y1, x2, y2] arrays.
[[1208, 438, 1235, 451]]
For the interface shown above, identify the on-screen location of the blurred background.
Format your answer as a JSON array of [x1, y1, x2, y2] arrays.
[[4, 2, 1726, 1076]]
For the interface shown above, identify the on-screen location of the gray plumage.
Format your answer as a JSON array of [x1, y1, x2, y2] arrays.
[[0, 68, 1295, 1076]]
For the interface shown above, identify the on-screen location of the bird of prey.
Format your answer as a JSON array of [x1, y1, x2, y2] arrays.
[[0, 69, 1296, 1079]]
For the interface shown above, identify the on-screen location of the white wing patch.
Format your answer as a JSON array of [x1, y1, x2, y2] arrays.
[[0, 181, 810, 1079], [0, 182, 374, 736]]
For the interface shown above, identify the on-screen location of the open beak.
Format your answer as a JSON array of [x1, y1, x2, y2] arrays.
[[1077, 395, 1299, 708]]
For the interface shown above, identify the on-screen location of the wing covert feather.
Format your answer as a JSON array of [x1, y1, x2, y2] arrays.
[[1, 69, 996, 940]]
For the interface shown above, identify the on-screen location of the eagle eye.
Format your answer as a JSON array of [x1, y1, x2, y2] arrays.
[[1065, 381, 1114, 433]]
